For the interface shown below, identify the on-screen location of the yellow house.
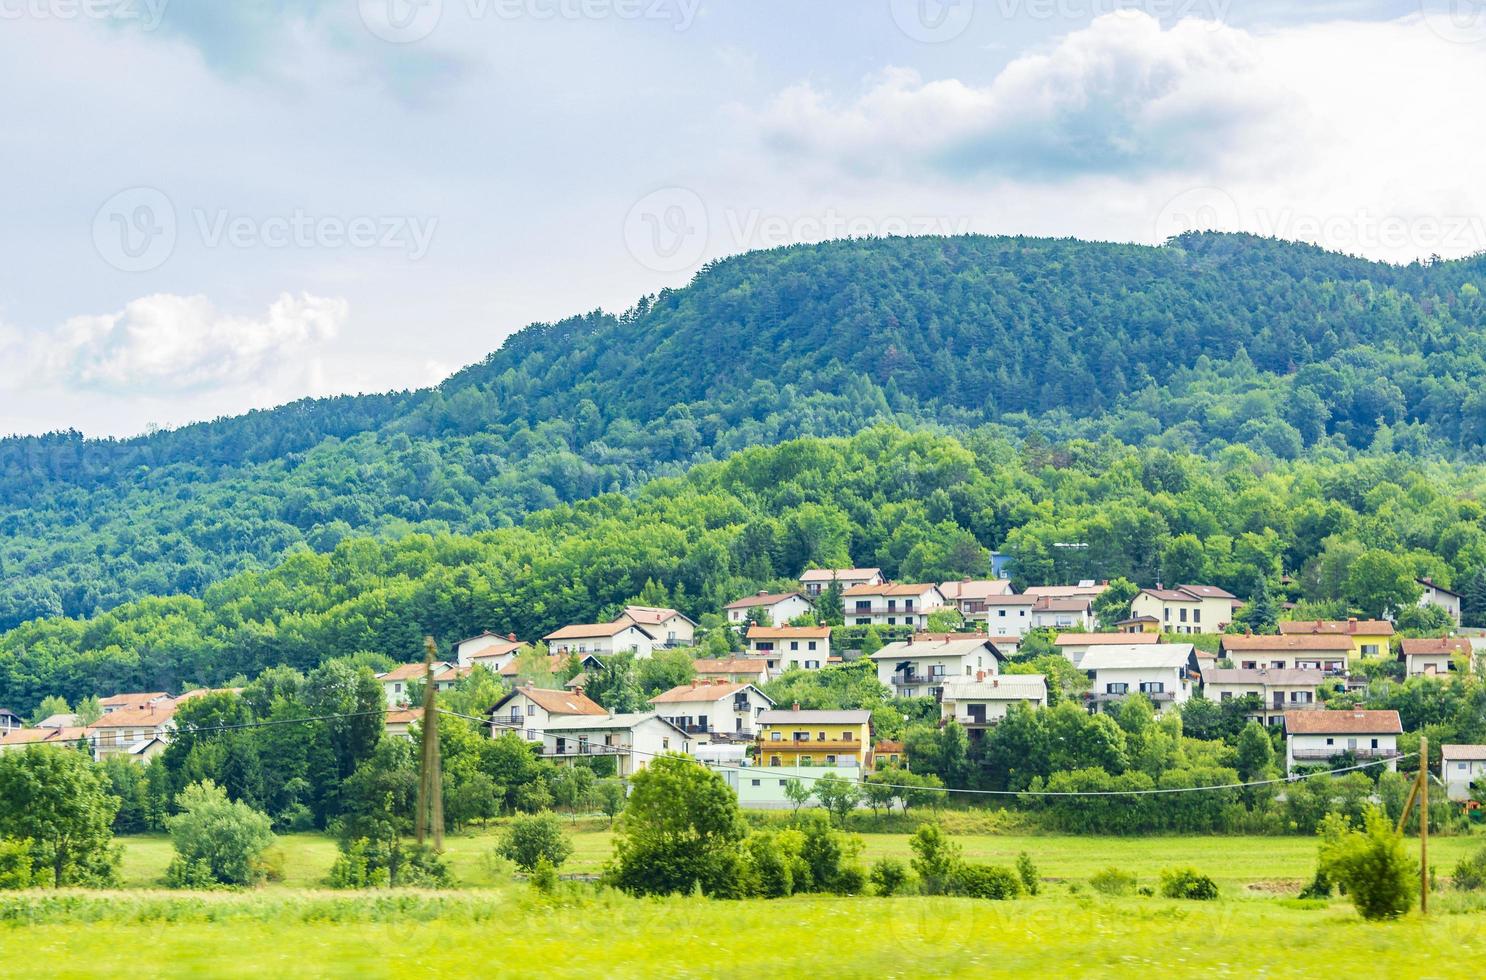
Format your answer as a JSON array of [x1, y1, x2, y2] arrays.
[[1278, 619, 1396, 660], [1127, 586, 1242, 634], [756, 707, 873, 769]]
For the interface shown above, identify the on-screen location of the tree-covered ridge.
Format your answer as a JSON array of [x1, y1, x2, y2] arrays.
[[4, 426, 1486, 714], [4, 232, 1486, 630]]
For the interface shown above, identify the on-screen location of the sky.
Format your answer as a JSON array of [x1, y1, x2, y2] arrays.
[[2, 0, 1485, 437]]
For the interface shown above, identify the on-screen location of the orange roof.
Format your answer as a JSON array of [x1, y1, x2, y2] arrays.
[[842, 583, 939, 597], [1054, 633, 1158, 646], [89, 702, 177, 728], [693, 658, 768, 674], [544, 621, 652, 640], [0, 727, 90, 746], [650, 680, 758, 703], [507, 686, 607, 716], [464, 640, 522, 660], [747, 625, 832, 640], [1221, 634, 1354, 652], [499, 653, 589, 676], [620, 605, 695, 627], [1285, 710, 1402, 735], [1400, 637, 1471, 657], [381, 662, 456, 682], [800, 568, 881, 582], [724, 591, 809, 609], [1278, 619, 1395, 637], [99, 692, 169, 708], [385, 709, 420, 725]]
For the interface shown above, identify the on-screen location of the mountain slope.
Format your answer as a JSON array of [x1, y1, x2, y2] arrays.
[[3, 232, 1485, 630]]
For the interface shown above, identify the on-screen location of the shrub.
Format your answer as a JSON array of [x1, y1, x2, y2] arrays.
[[530, 855, 558, 894], [952, 864, 1023, 900], [1016, 851, 1040, 896], [909, 823, 962, 896], [833, 865, 867, 896], [869, 857, 912, 896], [1318, 806, 1417, 920], [797, 811, 862, 893], [327, 838, 390, 889], [1158, 868, 1219, 901], [0, 839, 33, 890], [497, 812, 573, 872], [1453, 847, 1486, 891], [746, 829, 807, 898], [1089, 867, 1137, 896], [165, 781, 276, 888]]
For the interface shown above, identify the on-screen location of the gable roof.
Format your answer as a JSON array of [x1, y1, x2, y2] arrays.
[[1418, 577, 1462, 598], [938, 676, 1048, 701], [540, 712, 688, 735], [494, 686, 607, 716], [977, 594, 1038, 606], [463, 638, 523, 659], [1399, 637, 1471, 657], [499, 652, 603, 677], [380, 661, 458, 682], [938, 579, 1015, 601], [1284, 709, 1402, 735], [746, 625, 832, 640], [1442, 744, 1486, 761], [1032, 596, 1091, 612], [1200, 668, 1326, 687], [1054, 633, 1158, 647], [1078, 644, 1196, 670], [871, 637, 1005, 661], [841, 583, 942, 598], [620, 605, 698, 627], [457, 630, 520, 647], [1221, 634, 1354, 653], [758, 708, 872, 725], [89, 702, 178, 728], [724, 591, 811, 609], [1277, 619, 1395, 637], [0, 726, 90, 746], [693, 658, 768, 674], [1141, 585, 1238, 603], [1023, 583, 1109, 599], [800, 568, 881, 583], [649, 681, 772, 705], [99, 692, 170, 709], [544, 621, 656, 641]]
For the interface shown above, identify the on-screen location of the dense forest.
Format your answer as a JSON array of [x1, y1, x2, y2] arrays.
[[3, 233, 1486, 631], [4, 427, 1486, 713]]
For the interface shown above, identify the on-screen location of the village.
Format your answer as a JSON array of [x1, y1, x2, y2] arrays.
[[5, 567, 1481, 811]]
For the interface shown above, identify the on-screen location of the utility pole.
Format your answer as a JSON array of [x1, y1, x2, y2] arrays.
[[1419, 735, 1429, 915], [415, 635, 444, 850]]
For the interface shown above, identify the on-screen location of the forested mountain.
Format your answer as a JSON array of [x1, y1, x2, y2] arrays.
[[4, 232, 1486, 630], [4, 427, 1486, 713]]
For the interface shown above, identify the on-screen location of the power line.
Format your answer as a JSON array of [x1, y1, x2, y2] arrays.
[[434, 705, 1419, 798]]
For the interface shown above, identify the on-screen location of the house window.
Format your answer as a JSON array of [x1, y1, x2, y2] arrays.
[[1241, 661, 1257, 670], [824, 755, 836, 766], [662, 738, 670, 750], [1219, 691, 1232, 701], [751, 779, 761, 786], [1371, 738, 1379, 749], [998, 610, 1006, 618], [394, 683, 402, 693], [904, 600, 915, 612], [856, 618, 870, 626], [1271, 661, 1285, 669], [770, 731, 781, 741], [808, 641, 817, 651], [1325, 738, 1334, 746], [887, 617, 898, 625], [1179, 609, 1188, 623], [1164, 608, 1171, 622], [526, 704, 536, 717], [817, 731, 827, 741], [769, 756, 781, 766], [790, 641, 799, 651], [1139, 682, 1164, 694], [1106, 683, 1129, 694], [1193, 610, 1201, 624]]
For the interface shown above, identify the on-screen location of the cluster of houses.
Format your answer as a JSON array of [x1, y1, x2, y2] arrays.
[[1, 568, 1479, 807]]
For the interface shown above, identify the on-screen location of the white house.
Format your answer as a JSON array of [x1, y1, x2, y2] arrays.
[[455, 631, 523, 669], [539, 712, 692, 778], [1024, 581, 1109, 605], [870, 635, 1005, 699], [1199, 668, 1325, 727], [649, 680, 774, 736], [489, 685, 607, 740], [939, 675, 1047, 729], [799, 567, 884, 597], [1053, 632, 1159, 667], [1128, 585, 1242, 634], [617, 605, 697, 648], [1284, 709, 1402, 772], [1417, 578, 1463, 626], [980, 595, 1037, 637], [724, 591, 816, 627], [937, 579, 1015, 621], [1030, 596, 1093, 632], [1079, 644, 1199, 714], [1399, 637, 1469, 677], [746, 625, 832, 673], [1441, 744, 1486, 801], [692, 657, 770, 686], [1219, 635, 1351, 675], [377, 661, 465, 708], [843, 583, 946, 629], [544, 621, 657, 659], [87, 701, 179, 760], [0, 708, 22, 734]]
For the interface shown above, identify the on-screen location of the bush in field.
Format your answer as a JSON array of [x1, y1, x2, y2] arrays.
[[870, 857, 912, 896], [747, 829, 807, 898], [0, 839, 34, 890], [607, 755, 749, 898], [1016, 852, 1040, 896], [164, 781, 276, 888], [952, 864, 1023, 900], [1318, 806, 1417, 920], [530, 855, 559, 895], [909, 822, 962, 896], [1453, 847, 1486, 891], [1089, 867, 1137, 896], [327, 838, 389, 889], [797, 810, 863, 893], [498, 812, 573, 872], [1158, 868, 1219, 901], [0, 746, 120, 887]]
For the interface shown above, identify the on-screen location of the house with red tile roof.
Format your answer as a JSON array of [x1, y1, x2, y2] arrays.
[[724, 591, 815, 627], [1284, 709, 1402, 772], [842, 583, 945, 630], [455, 631, 523, 670], [746, 625, 832, 673], [544, 620, 657, 659], [1219, 634, 1352, 675], [799, 567, 884, 597], [616, 605, 697, 648], [649, 679, 773, 736], [1399, 637, 1471, 677], [489, 685, 607, 740], [692, 658, 770, 686], [1128, 585, 1242, 634]]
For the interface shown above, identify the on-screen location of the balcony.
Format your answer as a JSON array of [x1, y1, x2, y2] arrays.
[[1291, 747, 1401, 761], [758, 737, 861, 749], [892, 673, 946, 687], [544, 742, 631, 758]]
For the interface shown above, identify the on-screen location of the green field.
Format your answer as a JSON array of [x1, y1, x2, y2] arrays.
[[114, 827, 1484, 890]]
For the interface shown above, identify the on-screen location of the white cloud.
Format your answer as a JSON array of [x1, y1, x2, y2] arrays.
[[2, 292, 347, 395]]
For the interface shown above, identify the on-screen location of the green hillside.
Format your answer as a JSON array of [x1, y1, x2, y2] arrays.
[[3, 232, 1486, 631]]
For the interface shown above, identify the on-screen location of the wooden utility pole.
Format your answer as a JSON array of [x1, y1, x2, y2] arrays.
[[1419, 735, 1429, 915], [415, 636, 444, 850]]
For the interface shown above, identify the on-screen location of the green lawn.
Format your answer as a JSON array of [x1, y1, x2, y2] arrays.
[[116, 827, 1483, 890], [3, 889, 1485, 978]]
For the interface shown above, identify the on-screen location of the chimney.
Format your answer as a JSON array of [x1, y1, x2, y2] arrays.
[[976, 670, 985, 682], [574, 686, 584, 697], [792, 701, 801, 712], [508, 632, 517, 641], [993, 678, 999, 688], [757, 590, 769, 596]]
